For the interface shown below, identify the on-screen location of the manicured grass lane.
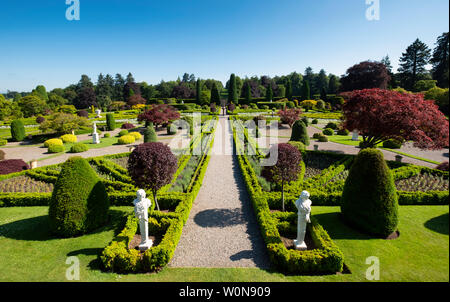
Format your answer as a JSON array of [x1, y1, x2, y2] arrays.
[[0, 205, 447, 282]]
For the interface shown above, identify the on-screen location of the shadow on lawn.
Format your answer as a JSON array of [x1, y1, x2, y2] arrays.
[[424, 213, 449, 235], [0, 209, 127, 241], [312, 212, 374, 240]]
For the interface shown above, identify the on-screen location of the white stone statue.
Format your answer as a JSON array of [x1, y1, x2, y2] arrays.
[[95, 109, 102, 118], [92, 122, 100, 144], [133, 189, 153, 251], [352, 129, 359, 141], [294, 190, 312, 251]]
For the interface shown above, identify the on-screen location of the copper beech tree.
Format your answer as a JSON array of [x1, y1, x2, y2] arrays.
[[342, 89, 449, 150], [138, 104, 180, 129]]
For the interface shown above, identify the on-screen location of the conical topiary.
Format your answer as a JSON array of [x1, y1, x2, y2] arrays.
[[290, 120, 310, 146], [341, 149, 398, 237], [144, 126, 157, 143], [48, 156, 110, 237]]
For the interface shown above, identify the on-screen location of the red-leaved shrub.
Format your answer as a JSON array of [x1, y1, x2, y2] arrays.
[[0, 159, 30, 175], [121, 123, 136, 130], [436, 162, 449, 171]]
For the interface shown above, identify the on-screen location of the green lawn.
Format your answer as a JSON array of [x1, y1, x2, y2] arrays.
[[0, 205, 447, 282]]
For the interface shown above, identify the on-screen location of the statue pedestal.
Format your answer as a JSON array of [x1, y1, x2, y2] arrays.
[[93, 133, 100, 144], [138, 238, 153, 251], [293, 239, 307, 251]]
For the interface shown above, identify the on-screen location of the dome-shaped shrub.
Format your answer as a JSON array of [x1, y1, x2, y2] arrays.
[[44, 138, 63, 148], [77, 110, 89, 118], [325, 122, 338, 130], [60, 134, 77, 144], [118, 135, 135, 145], [337, 129, 350, 136], [128, 132, 142, 140], [48, 144, 65, 153], [70, 143, 89, 153], [318, 135, 328, 142], [312, 119, 318, 124], [323, 128, 334, 136], [290, 120, 310, 146], [48, 157, 109, 237], [341, 148, 398, 237], [382, 139, 403, 149], [121, 123, 135, 130], [118, 130, 129, 137], [144, 126, 157, 143], [10, 120, 26, 142]]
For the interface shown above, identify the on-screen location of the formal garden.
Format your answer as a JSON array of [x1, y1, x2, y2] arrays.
[[0, 32, 449, 282]]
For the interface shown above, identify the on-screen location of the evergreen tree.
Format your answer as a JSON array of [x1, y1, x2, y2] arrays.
[[195, 79, 202, 105], [113, 74, 126, 101], [126, 72, 135, 84], [265, 84, 273, 101], [228, 74, 238, 104], [210, 82, 221, 104], [301, 81, 310, 100], [430, 32, 449, 88], [244, 82, 252, 104], [398, 39, 431, 90], [328, 74, 340, 94], [286, 79, 293, 101], [34, 85, 49, 101]]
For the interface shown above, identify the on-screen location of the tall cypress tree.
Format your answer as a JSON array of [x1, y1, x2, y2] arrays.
[[196, 79, 202, 105], [266, 85, 273, 101], [228, 74, 238, 104], [244, 82, 252, 104], [301, 81, 310, 100], [210, 83, 221, 104], [398, 39, 431, 90], [286, 79, 293, 101]]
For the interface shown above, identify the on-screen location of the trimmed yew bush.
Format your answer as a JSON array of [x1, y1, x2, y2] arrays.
[[128, 132, 142, 140], [118, 130, 129, 137], [60, 134, 77, 143], [44, 138, 63, 148], [70, 143, 89, 153], [11, 120, 26, 142], [341, 148, 399, 237], [337, 129, 350, 136], [48, 144, 65, 153], [48, 156, 109, 237], [290, 120, 310, 146], [382, 139, 403, 149], [106, 113, 116, 131], [323, 128, 334, 136], [118, 135, 135, 145], [144, 126, 157, 143], [128, 142, 177, 211]]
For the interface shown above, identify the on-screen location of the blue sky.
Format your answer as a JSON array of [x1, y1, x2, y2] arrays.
[[0, 0, 448, 92]]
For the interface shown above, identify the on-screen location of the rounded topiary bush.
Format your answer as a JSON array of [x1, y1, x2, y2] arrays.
[[118, 130, 129, 137], [48, 144, 65, 153], [144, 126, 157, 143], [0, 159, 29, 175], [323, 128, 334, 136], [44, 138, 63, 148], [77, 110, 89, 118], [0, 139, 7, 146], [382, 139, 403, 149], [318, 135, 328, 142], [325, 122, 338, 130], [337, 129, 350, 136], [48, 156, 110, 237], [129, 131, 142, 140], [36, 116, 45, 124], [104, 133, 110, 138], [313, 133, 321, 139], [10, 120, 26, 142], [70, 143, 89, 153], [106, 113, 116, 131], [60, 134, 77, 144], [290, 120, 310, 146], [341, 148, 399, 238], [118, 135, 135, 145], [312, 119, 318, 124], [288, 141, 306, 154]]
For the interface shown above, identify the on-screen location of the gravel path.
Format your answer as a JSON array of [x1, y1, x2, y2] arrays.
[[169, 116, 270, 268]]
